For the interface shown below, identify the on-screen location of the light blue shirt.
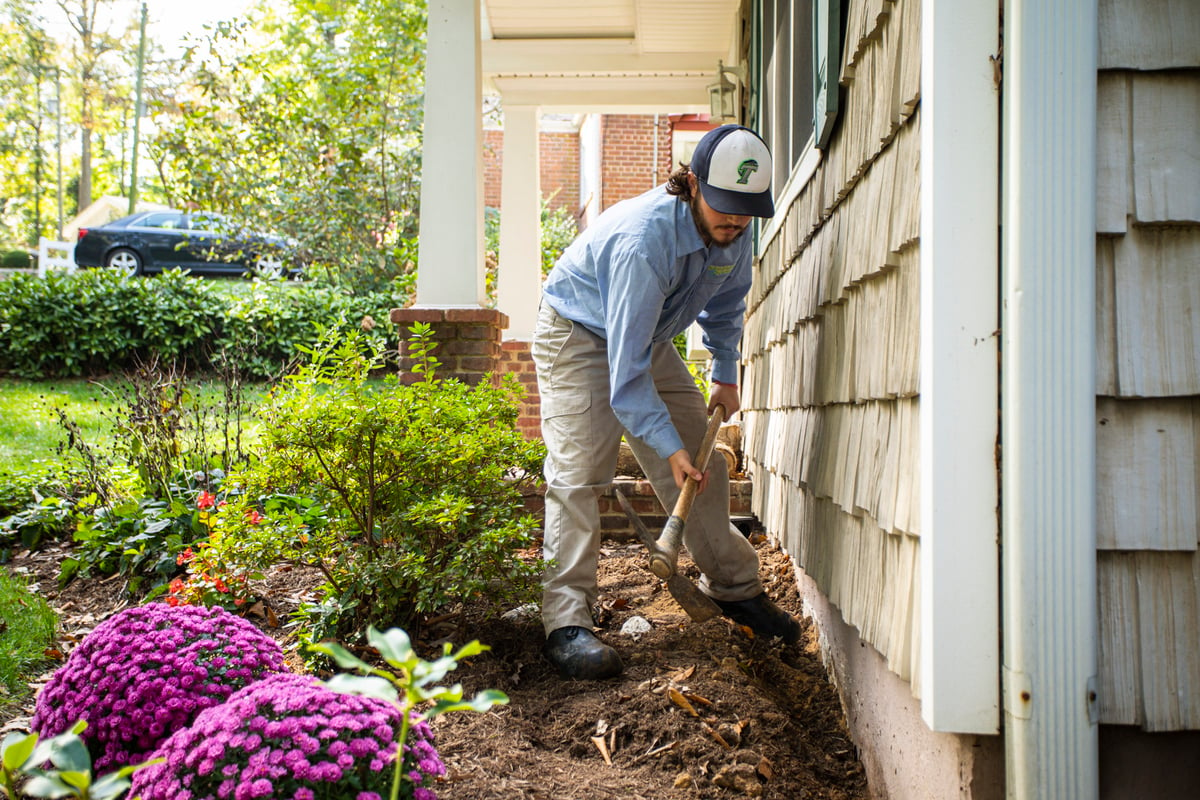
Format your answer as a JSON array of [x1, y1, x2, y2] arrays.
[[542, 185, 753, 459]]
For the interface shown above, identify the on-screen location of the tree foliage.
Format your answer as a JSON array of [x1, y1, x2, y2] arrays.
[[153, 0, 427, 293]]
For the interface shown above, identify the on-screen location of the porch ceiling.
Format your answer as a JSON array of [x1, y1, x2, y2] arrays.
[[481, 0, 741, 112]]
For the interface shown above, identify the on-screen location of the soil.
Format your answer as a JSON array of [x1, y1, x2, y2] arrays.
[[3, 534, 869, 800]]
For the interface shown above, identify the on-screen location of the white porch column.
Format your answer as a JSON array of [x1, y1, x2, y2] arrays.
[[496, 105, 543, 340], [416, 0, 485, 306]]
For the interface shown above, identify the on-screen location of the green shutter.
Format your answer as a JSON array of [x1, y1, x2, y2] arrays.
[[813, 0, 842, 149]]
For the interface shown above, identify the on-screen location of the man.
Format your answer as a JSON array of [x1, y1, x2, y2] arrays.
[[533, 123, 801, 681]]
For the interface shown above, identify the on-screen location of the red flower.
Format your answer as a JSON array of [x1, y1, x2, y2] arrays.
[[244, 509, 263, 525], [214, 579, 228, 594], [176, 548, 194, 566], [197, 491, 216, 510]]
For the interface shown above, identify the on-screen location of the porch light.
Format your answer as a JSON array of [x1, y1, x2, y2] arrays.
[[708, 60, 747, 120]]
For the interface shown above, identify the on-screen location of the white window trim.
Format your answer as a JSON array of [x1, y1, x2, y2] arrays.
[[758, 132, 821, 251]]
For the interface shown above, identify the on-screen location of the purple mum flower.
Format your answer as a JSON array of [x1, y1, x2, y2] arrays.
[[31, 603, 286, 772], [130, 673, 443, 800]]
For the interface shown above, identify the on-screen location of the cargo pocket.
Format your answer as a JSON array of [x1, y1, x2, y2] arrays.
[[541, 388, 595, 475]]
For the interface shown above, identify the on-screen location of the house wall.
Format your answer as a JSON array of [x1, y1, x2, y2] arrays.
[[1093, 0, 1200, 736], [482, 127, 581, 214], [742, 0, 1008, 795], [743, 0, 922, 695], [598, 114, 674, 211], [744, 0, 1200, 795]]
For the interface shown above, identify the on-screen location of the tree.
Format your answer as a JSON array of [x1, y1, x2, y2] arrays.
[[0, 0, 56, 245], [151, 0, 427, 293]]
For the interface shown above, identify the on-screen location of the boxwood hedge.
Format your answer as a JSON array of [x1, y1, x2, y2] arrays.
[[0, 270, 401, 379]]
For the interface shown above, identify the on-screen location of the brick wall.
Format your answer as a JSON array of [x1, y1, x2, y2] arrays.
[[388, 307, 508, 386], [522, 477, 756, 540], [498, 339, 541, 440], [600, 114, 675, 211], [483, 129, 581, 214]]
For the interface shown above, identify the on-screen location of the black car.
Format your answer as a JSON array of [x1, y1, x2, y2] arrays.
[[74, 210, 300, 277]]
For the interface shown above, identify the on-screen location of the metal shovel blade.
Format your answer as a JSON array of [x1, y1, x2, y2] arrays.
[[614, 487, 722, 623]]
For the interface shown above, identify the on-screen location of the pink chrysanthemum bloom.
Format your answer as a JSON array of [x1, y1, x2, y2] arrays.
[[130, 673, 445, 800], [31, 603, 286, 772]]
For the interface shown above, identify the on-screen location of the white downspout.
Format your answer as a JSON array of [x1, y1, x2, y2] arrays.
[[1001, 0, 1099, 797]]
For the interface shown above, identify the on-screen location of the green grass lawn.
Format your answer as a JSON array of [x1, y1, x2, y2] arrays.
[[0, 378, 117, 471], [0, 377, 269, 474], [0, 568, 57, 695]]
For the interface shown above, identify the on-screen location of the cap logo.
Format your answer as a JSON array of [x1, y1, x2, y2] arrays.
[[736, 159, 759, 185]]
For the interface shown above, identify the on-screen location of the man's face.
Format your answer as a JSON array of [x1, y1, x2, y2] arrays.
[[688, 174, 751, 247]]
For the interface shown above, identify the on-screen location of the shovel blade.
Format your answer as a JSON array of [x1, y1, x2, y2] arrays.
[[667, 574, 722, 622]]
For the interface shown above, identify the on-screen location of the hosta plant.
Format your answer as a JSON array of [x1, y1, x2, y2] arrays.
[[127, 672, 441, 800], [31, 603, 286, 772]]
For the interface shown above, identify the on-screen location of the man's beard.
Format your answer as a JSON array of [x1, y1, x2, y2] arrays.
[[690, 192, 748, 247]]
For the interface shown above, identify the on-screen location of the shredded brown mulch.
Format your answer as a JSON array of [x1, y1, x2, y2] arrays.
[[5, 535, 868, 799]]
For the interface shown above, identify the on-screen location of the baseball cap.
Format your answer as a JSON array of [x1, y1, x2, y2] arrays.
[[690, 124, 775, 218]]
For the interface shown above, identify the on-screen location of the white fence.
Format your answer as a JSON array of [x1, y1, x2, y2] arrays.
[[37, 237, 76, 277]]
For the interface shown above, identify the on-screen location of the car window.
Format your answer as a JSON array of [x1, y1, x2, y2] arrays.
[[188, 214, 234, 234], [138, 213, 186, 229]]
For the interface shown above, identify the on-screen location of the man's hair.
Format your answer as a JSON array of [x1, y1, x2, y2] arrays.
[[665, 164, 694, 201]]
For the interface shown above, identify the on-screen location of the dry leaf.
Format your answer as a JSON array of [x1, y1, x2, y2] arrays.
[[669, 665, 696, 682], [668, 687, 699, 717], [702, 722, 732, 750]]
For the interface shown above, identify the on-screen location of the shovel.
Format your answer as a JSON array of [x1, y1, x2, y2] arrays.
[[613, 404, 727, 623]]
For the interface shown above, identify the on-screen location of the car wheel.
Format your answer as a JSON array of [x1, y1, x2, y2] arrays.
[[253, 255, 286, 278], [105, 248, 142, 276]]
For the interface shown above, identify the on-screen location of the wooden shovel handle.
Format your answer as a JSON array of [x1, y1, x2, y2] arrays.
[[670, 403, 726, 522], [650, 405, 728, 578]]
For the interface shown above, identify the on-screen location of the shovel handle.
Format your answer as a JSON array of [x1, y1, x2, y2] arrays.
[[649, 405, 726, 577]]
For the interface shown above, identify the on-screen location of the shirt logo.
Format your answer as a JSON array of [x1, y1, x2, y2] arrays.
[[709, 264, 735, 276], [736, 159, 759, 185]]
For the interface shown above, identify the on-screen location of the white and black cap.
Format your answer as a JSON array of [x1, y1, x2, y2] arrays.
[[690, 124, 775, 218]]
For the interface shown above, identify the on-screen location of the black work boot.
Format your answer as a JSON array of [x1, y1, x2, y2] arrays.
[[714, 592, 802, 644], [544, 626, 624, 680]]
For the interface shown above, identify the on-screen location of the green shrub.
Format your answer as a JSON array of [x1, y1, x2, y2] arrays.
[[187, 326, 546, 641], [1, 249, 32, 269], [0, 270, 406, 380]]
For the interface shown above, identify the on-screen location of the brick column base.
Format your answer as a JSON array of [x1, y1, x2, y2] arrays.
[[389, 307, 508, 385], [498, 340, 541, 439]]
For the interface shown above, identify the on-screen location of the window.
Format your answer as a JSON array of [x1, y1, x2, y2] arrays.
[[138, 212, 184, 229], [750, 0, 844, 185]]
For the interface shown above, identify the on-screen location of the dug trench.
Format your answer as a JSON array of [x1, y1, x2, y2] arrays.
[[6, 532, 869, 800]]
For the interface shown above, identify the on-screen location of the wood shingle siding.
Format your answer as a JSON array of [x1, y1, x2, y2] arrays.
[[1098, 551, 1200, 731], [743, 0, 923, 697], [1094, 0, 1200, 730], [1098, 0, 1200, 70], [1096, 397, 1199, 551]]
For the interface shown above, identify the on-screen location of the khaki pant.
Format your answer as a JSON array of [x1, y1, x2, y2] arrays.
[[533, 302, 763, 636]]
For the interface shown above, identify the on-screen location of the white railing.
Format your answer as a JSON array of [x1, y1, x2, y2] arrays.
[[37, 237, 76, 277]]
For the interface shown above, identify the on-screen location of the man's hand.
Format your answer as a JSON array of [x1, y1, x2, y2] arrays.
[[709, 382, 740, 417], [668, 449, 710, 492]]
